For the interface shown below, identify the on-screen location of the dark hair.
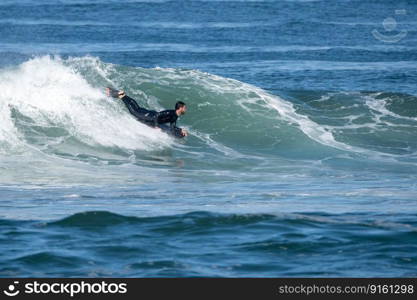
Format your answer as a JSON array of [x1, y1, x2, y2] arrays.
[[175, 101, 186, 110]]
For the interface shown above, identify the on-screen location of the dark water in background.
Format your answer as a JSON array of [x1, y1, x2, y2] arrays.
[[0, 0, 416, 277]]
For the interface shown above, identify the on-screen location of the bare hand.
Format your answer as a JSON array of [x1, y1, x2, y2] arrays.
[[181, 129, 188, 137]]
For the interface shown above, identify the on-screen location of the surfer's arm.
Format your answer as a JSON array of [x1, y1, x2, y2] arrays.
[[170, 121, 179, 134], [170, 122, 188, 137], [170, 125, 186, 137], [156, 111, 187, 137]]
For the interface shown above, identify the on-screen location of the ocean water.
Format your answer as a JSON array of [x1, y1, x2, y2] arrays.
[[0, 0, 417, 277]]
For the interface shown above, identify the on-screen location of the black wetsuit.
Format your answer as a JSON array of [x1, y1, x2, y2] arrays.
[[121, 95, 181, 135]]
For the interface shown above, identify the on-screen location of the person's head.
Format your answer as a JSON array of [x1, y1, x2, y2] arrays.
[[175, 101, 187, 115]]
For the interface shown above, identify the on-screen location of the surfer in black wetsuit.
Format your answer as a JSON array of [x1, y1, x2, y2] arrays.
[[106, 87, 188, 137]]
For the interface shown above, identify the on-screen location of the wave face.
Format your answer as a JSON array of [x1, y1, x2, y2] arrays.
[[0, 56, 416, 185]]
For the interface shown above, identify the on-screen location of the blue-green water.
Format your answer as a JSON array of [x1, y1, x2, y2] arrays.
[[0, 0, 416, 277]]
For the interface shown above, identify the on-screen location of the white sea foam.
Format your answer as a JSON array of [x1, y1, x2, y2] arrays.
[[365, 93, 417, 123], [0, 56, 172, 155]]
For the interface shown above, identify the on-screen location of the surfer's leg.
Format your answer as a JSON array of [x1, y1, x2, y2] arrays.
[[121, 95, 157, 124], [121, 95, 148, 117]]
